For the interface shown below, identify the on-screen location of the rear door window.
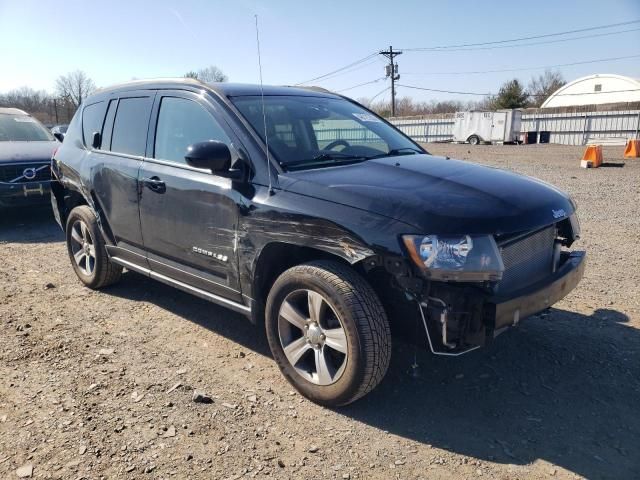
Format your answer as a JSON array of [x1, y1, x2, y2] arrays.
[[110, 97, 153, 156]]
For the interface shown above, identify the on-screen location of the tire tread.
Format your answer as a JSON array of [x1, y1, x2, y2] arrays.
[[274, 260, 391, 405], [66, 206, 122, 289]]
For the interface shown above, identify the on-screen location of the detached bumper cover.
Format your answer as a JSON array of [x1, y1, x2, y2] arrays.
[[489, 251, 586, 331]]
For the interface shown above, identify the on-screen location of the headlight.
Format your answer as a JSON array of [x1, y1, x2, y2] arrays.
[[402, 234, 504, 282]]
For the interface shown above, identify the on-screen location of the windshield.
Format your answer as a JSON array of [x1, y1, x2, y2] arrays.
[[231, 95, 422, 170], [0, 114, 55, 142]]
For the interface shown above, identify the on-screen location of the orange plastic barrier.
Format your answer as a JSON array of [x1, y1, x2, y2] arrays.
[[624, 139, 640, 158], [581, 145, 603, 168]]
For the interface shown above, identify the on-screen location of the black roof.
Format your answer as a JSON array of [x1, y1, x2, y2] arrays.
[[91, 78, 337, 99]]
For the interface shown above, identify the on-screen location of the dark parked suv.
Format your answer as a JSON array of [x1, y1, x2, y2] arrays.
[[1, 108, 56, 208], [51, 79, 585, 406]]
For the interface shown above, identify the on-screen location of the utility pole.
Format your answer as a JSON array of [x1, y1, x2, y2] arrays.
[[380, 46, 402, 117], [53, 98, 59, 124]]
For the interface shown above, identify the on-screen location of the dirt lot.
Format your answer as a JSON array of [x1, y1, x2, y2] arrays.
[[1, 144, 639, 480]]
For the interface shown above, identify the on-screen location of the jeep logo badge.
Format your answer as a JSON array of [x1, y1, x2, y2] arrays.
[[552, 208, 566, 219], [23, 167, 37, 180]]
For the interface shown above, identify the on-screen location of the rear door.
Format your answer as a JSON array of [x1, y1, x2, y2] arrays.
[[86, 92, 154, 265], [138, 91, 242, 302]]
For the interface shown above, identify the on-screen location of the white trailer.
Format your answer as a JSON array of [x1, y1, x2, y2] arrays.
[[453, 110, 522, 145]]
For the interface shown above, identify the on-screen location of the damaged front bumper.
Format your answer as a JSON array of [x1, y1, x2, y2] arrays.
[[416, 251, 586, 355], [488, 251, 586, 334]]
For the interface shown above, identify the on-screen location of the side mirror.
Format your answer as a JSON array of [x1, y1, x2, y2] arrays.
[[91, 131, 101, 149], [53, 132, 65, 143], [185, 141, 231, 173]]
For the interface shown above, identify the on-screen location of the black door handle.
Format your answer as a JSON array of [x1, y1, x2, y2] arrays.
[[142, 176, 166, 194]]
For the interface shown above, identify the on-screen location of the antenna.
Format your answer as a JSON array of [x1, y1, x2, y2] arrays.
[[255, 14, 274, 196]]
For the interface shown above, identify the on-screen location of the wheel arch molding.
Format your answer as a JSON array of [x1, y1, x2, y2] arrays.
[[246, 236, 377, 323]]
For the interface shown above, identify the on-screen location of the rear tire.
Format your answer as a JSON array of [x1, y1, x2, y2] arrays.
[[65, 206, 122, 289], [265, 260, 391, 406], [468, 135, 480, 145]]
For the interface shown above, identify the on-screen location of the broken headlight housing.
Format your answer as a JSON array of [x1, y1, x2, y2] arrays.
[[402, 234, 504, 282]]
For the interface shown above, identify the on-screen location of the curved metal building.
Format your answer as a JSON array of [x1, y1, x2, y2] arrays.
[[541, 74, 640, 108]]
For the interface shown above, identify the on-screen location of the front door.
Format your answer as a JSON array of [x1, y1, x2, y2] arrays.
[[138, 91, 242, 302]]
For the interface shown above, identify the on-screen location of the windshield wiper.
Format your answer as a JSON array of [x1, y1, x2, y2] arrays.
[[285, 152, 368, 169], [366, 147, 423, 160], [284, 148, 422, 170]]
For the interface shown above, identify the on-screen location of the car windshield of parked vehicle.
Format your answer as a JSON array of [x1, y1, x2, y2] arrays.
[[231, 95, 422, 170], [0, 114, 54, 142]]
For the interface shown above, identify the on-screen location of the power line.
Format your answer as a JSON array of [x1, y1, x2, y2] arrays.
[[400, 19, 640, 51], [306, 56, 381, 84], [369, 86, 391, 102], [402, 27, 640, 53], [336, 77, 386, 93], [295, 20, 639, 90], [397, 84, 491, 96], [295, 52, 378, 85], [402, 53, 640, 76], [397, 83, 640, 97]]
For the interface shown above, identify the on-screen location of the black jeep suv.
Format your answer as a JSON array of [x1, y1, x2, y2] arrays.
[[51, 79, 585, 406]]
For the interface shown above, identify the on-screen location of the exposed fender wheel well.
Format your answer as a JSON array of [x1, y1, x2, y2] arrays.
[[51, 183, 116, 246], [251, 243, 356, 325], [51, 181, 86, 227], [88, 191, 116, 245]]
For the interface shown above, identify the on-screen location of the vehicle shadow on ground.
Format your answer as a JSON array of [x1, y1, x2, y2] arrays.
[[0, 208, 62, 244], [107, 272, 639, 480], [345, 307, 640, 480], [107, 271, 272, 356]]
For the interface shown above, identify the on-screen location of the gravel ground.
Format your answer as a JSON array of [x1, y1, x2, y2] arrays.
[[1, 144, 639, 480]]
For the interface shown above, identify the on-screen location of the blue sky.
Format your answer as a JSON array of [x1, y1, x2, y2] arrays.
[[1, 0, 639, 102]]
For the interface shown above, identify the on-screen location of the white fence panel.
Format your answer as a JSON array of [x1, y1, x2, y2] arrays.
[[389, 109, 640, 145]]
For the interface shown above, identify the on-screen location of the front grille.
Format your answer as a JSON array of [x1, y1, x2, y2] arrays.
[[0, 163, 51, 183], [497, 225, 556, 293]]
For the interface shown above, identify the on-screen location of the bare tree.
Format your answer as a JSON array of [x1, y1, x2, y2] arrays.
[[55, 70, 96, 108], [363, 96, 492, 117], [183, 65, 228, 83], [527, 70, 566, 107], [0, 87, 49, 112]]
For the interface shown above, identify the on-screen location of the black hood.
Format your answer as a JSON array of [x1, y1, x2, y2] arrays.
[[280, 154, 575, 235], [0, 141, 58, 164]]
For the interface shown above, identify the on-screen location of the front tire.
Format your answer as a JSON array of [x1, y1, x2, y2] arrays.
[[265, 261, 391, 406], [65, 206, 122, 289]]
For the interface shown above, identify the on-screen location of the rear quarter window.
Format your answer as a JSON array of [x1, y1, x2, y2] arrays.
[[82, 101, 107, 147]]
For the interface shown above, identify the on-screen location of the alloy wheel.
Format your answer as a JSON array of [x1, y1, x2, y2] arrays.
[[278, 289, 348, 386], [69, 220, 96, 276]]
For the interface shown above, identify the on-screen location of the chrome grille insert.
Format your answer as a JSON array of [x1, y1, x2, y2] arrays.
[[0, 163, 51, 183], [498, 225, 556, 294]]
